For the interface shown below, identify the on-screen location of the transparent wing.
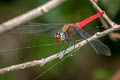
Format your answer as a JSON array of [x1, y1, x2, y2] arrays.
[[74, 27, 111, 56], [10, 23, 100, 35], [11, 23, 66, 34]]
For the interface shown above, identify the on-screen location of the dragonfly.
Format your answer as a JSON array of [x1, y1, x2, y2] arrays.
[[55, 11, 111, 58], [0, 11, 111, 80], [0, 11, 111, 57], [32, 11, 111, 80]]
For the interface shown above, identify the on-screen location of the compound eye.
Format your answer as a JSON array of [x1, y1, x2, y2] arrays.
[[59, 33, 66, 40], [56, 32, 60, 35], [56, 32, 61, 42]]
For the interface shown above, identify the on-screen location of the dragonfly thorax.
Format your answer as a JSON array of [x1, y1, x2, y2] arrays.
[[56, 24, 76, 42]]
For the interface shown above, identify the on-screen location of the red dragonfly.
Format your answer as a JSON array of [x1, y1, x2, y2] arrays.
[[55, 11, 111, 58], [6, 11, 111, 58], [0, 11, 111, 80]]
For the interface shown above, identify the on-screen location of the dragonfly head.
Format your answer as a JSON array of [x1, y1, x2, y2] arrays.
[[56, 32, 66, 42]]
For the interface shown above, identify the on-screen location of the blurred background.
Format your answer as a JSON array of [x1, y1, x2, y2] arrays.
[[0, 0, 120, 80]]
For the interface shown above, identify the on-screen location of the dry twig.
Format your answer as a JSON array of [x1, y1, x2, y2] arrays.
[[90, 0, 120, 41], [0, 0, 120, 76], [0, 0, 66, 34], [0, 24, 119, 74], [90, 0, 117, 27], [90, 0, 120, 80]]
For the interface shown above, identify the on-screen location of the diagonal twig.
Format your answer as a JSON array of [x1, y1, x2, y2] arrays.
[[89, 0, 117, 27], [0, 0, 67, 34], [0, 24, 119, 74], [91, 1, 110, 29], [90, 0, 120, 41]]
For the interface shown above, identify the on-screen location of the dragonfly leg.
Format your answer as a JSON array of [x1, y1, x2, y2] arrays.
[[58, 33, 73, 59], [69, 33, 77, 51], [69, 40, 77, 56], [73, 40, 76, 51], [66, 33, 77, 56], [57, 40, 68, 59], [61, 40, 76, 58]]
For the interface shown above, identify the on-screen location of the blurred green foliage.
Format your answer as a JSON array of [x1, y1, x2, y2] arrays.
[[92, 69, 113, 80], [0, 0, 120, 80]]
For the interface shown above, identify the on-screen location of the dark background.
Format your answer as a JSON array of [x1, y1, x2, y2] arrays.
[[0, 0, 120, 80]]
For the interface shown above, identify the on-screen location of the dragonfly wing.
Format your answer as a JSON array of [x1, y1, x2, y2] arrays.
[[74, 27, 111, 56], [10, 23, 65, 34], [88, 39, 111, 56]]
